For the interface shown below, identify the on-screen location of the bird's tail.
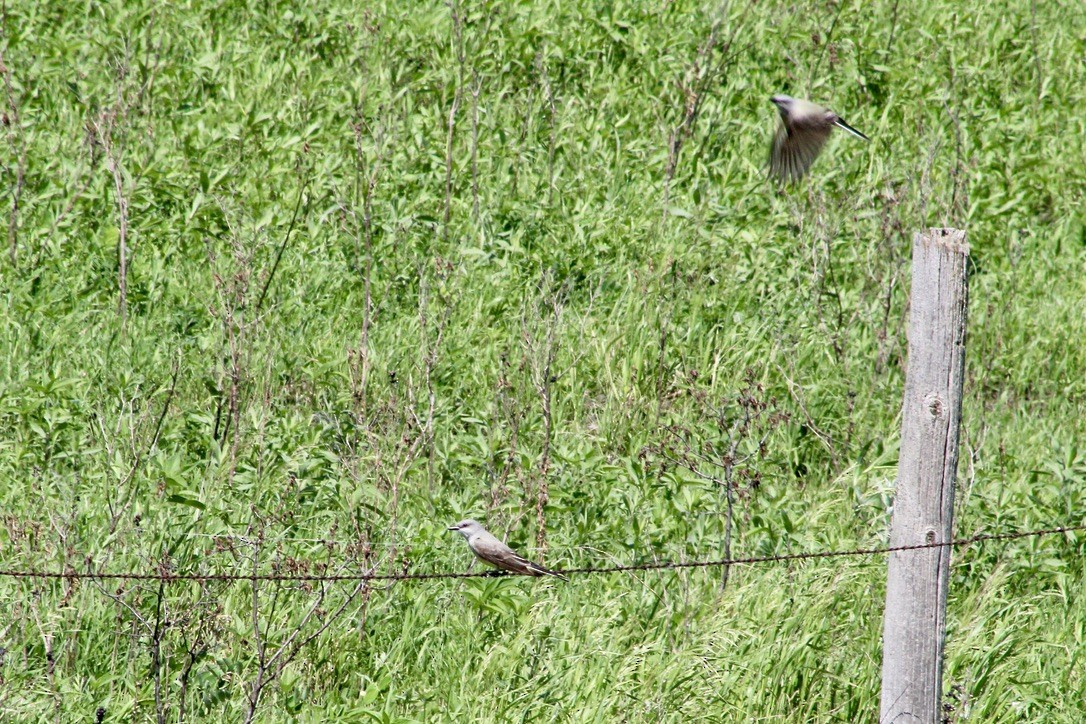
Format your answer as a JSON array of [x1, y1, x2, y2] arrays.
[[833, 118, 869, 141], [527, 562, 569, 581]]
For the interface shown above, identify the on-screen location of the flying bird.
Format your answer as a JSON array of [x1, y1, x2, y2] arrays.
[[769, 95, 869, 182], [448, 519, 569, 581]]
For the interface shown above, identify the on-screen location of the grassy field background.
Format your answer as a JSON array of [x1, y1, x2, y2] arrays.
[[2, 0, 1085, 720]]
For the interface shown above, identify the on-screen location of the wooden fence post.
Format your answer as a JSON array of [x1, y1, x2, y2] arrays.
[[880, 228, 970, 722]]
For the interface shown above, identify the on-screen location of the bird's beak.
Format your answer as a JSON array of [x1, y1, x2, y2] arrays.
[[447, 525, 458, 531]]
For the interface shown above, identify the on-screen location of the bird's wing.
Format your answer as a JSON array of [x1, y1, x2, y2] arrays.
[[470, 532, 568, 580], [488, 548, 568, 581], [770, 119, 832, 182], [487, 548, 538, 575]]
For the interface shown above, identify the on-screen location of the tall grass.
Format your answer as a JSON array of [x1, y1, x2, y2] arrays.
[[1, 0, 1084, 720]]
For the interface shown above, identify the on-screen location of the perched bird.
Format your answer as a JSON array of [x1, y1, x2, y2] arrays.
[[769, 95, 869, 182], [448, 519, 569, 581]]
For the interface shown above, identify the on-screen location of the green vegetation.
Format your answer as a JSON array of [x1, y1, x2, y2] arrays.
[[2, 0, 1084, 720]]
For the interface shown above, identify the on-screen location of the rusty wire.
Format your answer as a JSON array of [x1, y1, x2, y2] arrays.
[[0, 524, 1081, 584]]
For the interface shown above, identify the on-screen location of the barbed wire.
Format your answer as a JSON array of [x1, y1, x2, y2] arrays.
[[0, 523, 1082, 584]]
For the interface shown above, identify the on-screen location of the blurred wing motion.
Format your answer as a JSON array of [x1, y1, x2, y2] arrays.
[[770, 120, 833, 183]]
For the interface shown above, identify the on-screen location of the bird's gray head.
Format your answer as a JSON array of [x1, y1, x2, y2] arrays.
[[770, 94, 794, 113], [448, 519, 482, 538]]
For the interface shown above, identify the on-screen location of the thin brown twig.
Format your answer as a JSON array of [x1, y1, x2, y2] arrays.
[[254, 170, 309, 313]]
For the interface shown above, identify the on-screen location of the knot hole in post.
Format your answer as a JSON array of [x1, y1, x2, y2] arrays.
[[924, 392, 944, 419]]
